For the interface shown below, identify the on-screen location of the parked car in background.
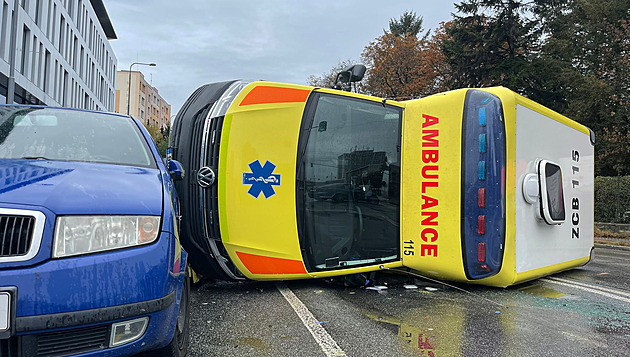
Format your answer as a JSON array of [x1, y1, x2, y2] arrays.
[[0, 105, 189, 356]]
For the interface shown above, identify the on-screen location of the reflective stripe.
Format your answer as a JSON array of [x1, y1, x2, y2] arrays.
[[239, 86, 310, 106], [236, 251, 307, 274]]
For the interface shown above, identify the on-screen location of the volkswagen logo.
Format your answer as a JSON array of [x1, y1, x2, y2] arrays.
[[197, 166, 216, 188]]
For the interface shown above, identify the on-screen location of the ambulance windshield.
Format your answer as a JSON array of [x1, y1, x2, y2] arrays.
[[297, 93, 402, 271]]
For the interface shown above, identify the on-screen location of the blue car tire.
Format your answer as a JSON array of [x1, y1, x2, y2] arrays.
[[150, 272, 190, 357]]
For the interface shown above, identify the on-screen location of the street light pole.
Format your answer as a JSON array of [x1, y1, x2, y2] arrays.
[[127, 62, 156, 115]]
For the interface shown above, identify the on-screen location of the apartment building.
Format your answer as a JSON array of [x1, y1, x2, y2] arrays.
[[0, 0, 117, 111], [115, 70, 171, 131]]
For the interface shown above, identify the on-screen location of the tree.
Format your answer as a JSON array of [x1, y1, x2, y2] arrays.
[[597, 126, 630, 175], [535, 0, 630, 175], [146, 124, 169, 158], [440, 0, 538, 91], [360, 19, 448, 99], [540, 1, 630, 125], [388, 11, 427, 38]]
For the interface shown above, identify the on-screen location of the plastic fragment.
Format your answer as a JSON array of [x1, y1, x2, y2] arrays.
[[425, 287, 438, 292], [404, 284, 418, 290]]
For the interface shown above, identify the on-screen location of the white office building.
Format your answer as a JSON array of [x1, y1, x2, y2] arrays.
[[0, 0, 117, 111]]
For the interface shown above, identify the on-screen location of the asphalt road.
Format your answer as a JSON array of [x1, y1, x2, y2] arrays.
[[188, 245, 630, 356]]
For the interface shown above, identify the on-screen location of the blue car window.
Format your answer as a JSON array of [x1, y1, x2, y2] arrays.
[[0, 107, 156, 168]]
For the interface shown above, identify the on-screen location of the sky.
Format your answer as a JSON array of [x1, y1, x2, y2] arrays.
[[105, 1, 458, 114]]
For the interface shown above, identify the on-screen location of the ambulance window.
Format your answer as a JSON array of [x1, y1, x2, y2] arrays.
[[539, 161, 565, 224], [296, 93, 402, 271]]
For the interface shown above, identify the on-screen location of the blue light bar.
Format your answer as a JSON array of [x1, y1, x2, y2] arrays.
[[461, 90, 506, 280], [478, 161, 486, 180], [479, 107, 487, 126], [479, 134, 486, 153]]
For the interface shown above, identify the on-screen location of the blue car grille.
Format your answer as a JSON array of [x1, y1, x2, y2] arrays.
[[9, 325, 110, 357], [35, 325, 109, 357], [0, 215, 35, 258]]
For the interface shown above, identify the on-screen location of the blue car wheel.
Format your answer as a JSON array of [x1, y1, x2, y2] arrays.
[[149, 272, 190, 357]]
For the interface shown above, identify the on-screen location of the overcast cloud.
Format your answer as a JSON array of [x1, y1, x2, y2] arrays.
[[105, 1, 457, 114]]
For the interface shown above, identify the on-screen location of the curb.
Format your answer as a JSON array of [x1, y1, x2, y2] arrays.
[[594, 242, 630, 251]]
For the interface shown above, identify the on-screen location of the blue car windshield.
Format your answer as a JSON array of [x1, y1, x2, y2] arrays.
[[0, 107, 156, 168]]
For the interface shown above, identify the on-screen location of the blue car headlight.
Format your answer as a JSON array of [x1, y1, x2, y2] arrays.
[[53, 216, 161, 258]]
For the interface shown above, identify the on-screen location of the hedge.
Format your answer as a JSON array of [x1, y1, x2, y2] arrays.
[[594, 175, 630, 223]]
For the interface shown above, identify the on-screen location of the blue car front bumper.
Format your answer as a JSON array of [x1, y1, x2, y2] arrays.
[[0, 232, 187, 357]]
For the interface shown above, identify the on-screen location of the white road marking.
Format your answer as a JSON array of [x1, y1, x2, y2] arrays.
[[541, 277, 630, 303], [277, 283, 347, 357]]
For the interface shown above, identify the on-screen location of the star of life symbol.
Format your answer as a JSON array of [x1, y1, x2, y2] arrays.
[[242, 160, 281, 199]]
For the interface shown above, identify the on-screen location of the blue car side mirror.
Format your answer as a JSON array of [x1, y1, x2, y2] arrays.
[[167, 159, 185, 180]]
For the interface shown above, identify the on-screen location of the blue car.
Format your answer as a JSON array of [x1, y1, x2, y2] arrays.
[[0, 105, 189, 356]]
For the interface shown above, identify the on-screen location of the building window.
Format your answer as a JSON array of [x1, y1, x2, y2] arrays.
[[72, 35, 78, 70], [48, 1, 55, 39], [67, 0, 73, 20], [79, 45, 84, 79], [43, 49, 50, 92], [1, 2, 8, 59], [77, 0, 82, 30], [31, 35, 38, 82], [62, 69, 68, 106], [35, 0, 41, 25], [58, 15, 65, 51], [37, 42, 43, 88], [21, 25, 31, 77]]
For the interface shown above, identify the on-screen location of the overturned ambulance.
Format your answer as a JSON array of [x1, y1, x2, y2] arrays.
[[170, 67, 594, 287]]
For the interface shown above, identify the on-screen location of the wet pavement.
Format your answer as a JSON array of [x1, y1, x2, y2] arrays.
[[188, 245, 630, 356]]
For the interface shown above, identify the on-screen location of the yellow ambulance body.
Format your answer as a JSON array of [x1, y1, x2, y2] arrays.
[[173, 80, 594, 287]]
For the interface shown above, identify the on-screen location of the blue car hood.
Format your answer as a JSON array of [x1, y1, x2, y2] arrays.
[[0, 160, 163, 215]]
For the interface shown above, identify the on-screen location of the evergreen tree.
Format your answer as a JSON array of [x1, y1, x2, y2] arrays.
[[388, 11, 426, 38], [536, 0, 630, 175], [440, 0, 538, 91]]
